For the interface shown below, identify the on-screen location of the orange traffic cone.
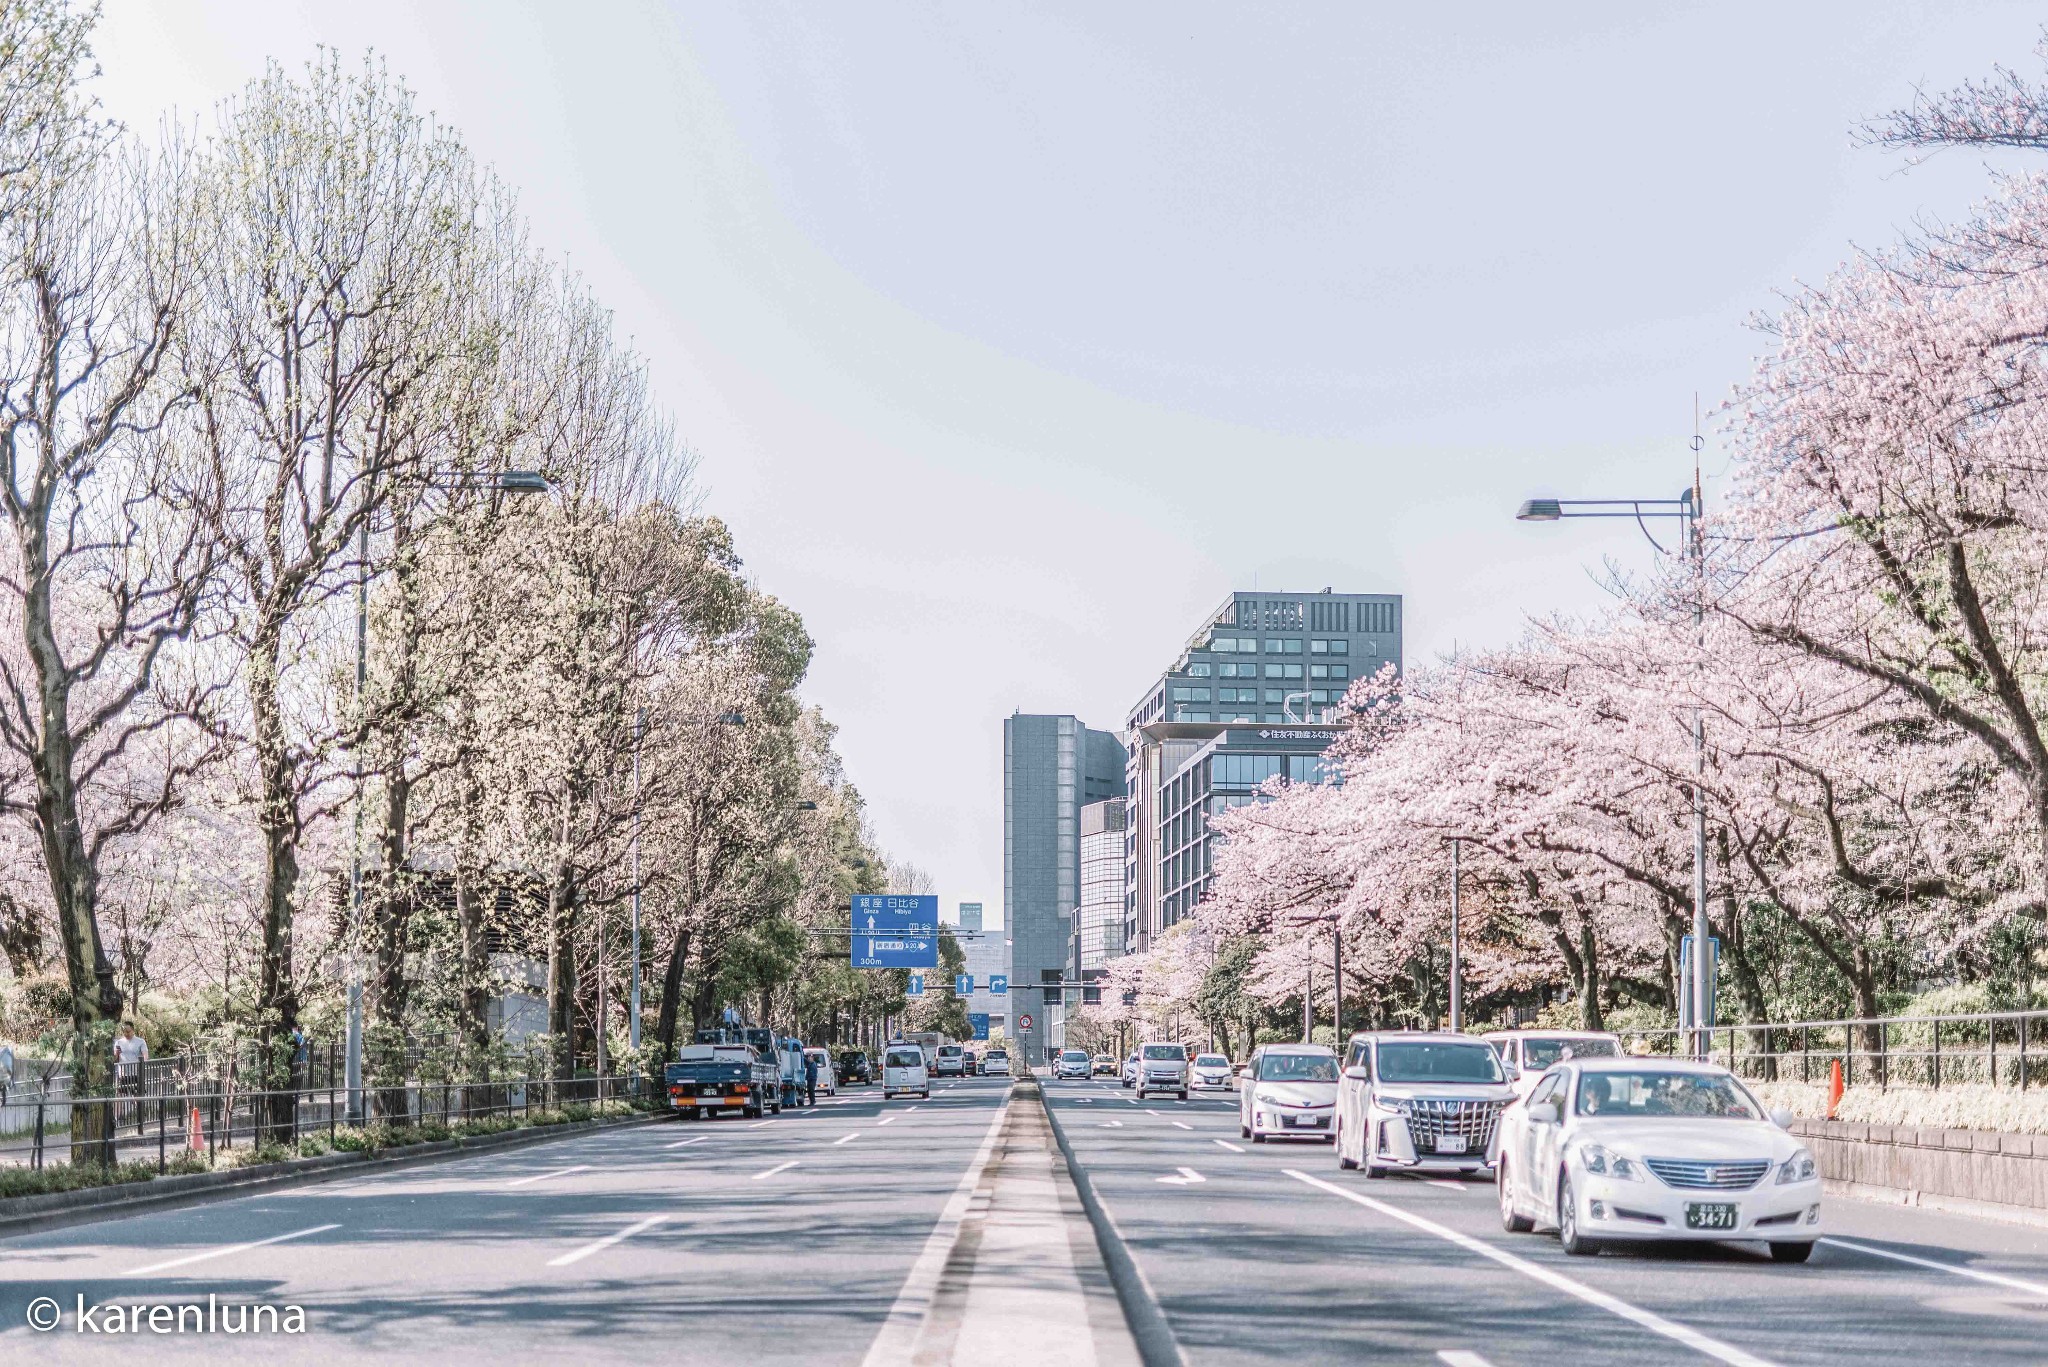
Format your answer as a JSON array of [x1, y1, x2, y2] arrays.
[[188, 1104, 204, 1152], [1826, 1059, 1844, 1120]]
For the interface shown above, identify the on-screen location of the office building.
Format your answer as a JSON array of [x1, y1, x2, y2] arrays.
[[1003, 713, 1125, 1061], [1074, 799, 1127, 979], [953, 902, 1009, 1034], [1123, 590, 1400, 953]]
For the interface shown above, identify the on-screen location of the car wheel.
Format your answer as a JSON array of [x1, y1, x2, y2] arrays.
[[1240, 1122, 1250, 1139], [1557, 1175, 1602, 1256], [1498, 1159, 1534, 1232], [1137, 1089, 1146, 1100], [1250, 1129, 1266, 1143], [1769, 1242, 1815, 1264], [1179, 1090, 1189, 1101], [1338, 1124, 1357, 1170], [1362, 1159, 1387, 1179]]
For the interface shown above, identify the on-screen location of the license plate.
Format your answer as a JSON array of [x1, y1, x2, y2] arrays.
[[1434, 1135, 1468, 1154], [1685, 1203, 1738, 1231], [1290, 1114, 1325, 1127]]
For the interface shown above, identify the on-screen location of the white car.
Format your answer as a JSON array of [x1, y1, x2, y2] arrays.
[[1054, 1048, 1092, 1080], [982, 1048, 1011, 1076], [1483, 1029, 1623, 1099], [1135, 1042, 1190, 1100], [1336, 1032, 1513, 1177], [1495, 1057, 1821, 1261], [1240, 1044, 1339, 1142], [803, 1047, 838, 1096], [1120, 1053, 1140, 1088], [882, 1044, 930, 1099], [1191, 1053, 1235, 1090]]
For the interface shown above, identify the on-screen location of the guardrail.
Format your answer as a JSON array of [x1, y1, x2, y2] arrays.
[[1630, 1009, 2048, 1091], [0, 1069, 634, 1173]]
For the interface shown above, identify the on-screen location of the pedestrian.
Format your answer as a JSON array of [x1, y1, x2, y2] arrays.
[[113, 1022, 148, 1123], [290, 1023, 310, 1096], [803, 1050, 818, 1107]]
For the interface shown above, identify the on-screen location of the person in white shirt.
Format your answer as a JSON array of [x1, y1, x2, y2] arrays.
[[113, 1023, 147, 1122]]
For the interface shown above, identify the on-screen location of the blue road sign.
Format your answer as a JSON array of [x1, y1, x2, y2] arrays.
[[955, 974, 973, 996], [852, 894, 940, 969], [906, 973, 925, 998], [988, 975, 1008, 996], [969, 1013, 990, 1041]]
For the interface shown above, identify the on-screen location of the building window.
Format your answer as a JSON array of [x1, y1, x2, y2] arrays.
[[1264, 712, 1283, 723], [1329, 665, 1349, 681], [1264, 638, 1304, 655], [1284, 663, 1304, 680], [1310, 639, 1330, 654], [1329, 639, 1349, 654], [1172, 686, 1193, 701], [1263, 663, 1282, 679], [1188, 711, 1211, 722], [1187, 662, 1211, 677], [1263, 688, 1284, 704], [1310, 689, 1329, 704], [1310, 663, 1328, 680]]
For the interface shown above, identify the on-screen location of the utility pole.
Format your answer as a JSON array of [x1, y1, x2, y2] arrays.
[[1449, 837, 1463, 1032], [345, 516, 368, 1124], [629, 708, 644, 1055]]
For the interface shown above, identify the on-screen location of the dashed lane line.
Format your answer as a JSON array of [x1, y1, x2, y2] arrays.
[[753, 1160, 801, 1181], [1171, 1121, 1194, 1130], [505, 1164, 591, 1188], [1427, 1180, 1470, 1192], [1284, 1170, 1778, 1367], [126, 1224, 341, 1278], [878, 1117, 896, 1126], [664, 1137, 708, 1149], [1821, 1237, 2048, 1298], [1213, 1139, 1245, 1153], [547, 1215, 667, 1268], [833, 1133, 860, 1146], [1440, 1353, 1497, 1367]]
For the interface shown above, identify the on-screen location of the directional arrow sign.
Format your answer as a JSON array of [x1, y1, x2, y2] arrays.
[[989, 975, 1008, 995], [906, 974, 925, 997], [851, 894, 939, 968], [955, 974, 973, 996], [1157, 1167, 1207, 1186]]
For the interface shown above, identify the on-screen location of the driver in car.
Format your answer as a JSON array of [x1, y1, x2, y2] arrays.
[[1580, 1074, 1612, 1116]]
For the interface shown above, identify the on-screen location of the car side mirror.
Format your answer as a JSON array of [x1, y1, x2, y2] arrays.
[[1501, 1062, 1521, 1081], [1528, 1100, 1560, 1125], [1343, 1066, 1371, 1082], [1769, 1107, 1793, 1130]]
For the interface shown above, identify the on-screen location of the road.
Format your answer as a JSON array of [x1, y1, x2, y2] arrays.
[[0, 1078, 1010, 1363], [4, 1072, 2048, 1364], [1040, 1074, 2048, 1367]]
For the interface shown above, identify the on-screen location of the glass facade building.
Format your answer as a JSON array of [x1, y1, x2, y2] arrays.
[[1003, 713, 1124, 1061], [1075, 799, 1127, 975]]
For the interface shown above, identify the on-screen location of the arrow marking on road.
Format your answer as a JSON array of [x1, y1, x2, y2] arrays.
[[752, 1160, 800, 1181], [1283, 1170, 1778, 1367], [1157, 1167, 1206, 1185], [505, 1164, 590, 1188], [126, 1224, 341, 1277], [547, 1215, 668, 1268], [1213, 1139, 1245, 1153]]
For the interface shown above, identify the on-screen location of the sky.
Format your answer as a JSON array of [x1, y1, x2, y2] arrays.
[[88, 2, 2048, 929]]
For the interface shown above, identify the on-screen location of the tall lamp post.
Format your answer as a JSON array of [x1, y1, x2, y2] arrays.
[[347, 467, 551, 1121], [1289, 911, 1343, 1045], [1443, 836, 1464, 1032], [1516, 484, 1708, 1058]]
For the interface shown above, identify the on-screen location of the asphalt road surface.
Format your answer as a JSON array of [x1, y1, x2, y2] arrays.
[[0, 1077, 1010, 1364], [1039, 1075, 2048, 1367]]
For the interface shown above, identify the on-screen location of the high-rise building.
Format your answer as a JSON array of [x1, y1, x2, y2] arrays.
[[1122, 590, 1400, 953], [1003, 713, 1124, 1062], [1074, 799, 1127, 979], [953, 902, 1008, 1034]]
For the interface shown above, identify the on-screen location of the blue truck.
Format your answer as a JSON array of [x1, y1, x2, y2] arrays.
[[665, 1039, 780, 1119]]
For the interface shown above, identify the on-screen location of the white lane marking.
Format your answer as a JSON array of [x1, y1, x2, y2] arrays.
[[664, 1137, 708, 1149], [861, 1095, 1013, 1367], [878, 1116, 896, 1126], [1171, 1121, 1193, 1130], [1145, 1109, 1162, 1116], [1428, 1180, 1469, 1191], [126, 1224, 341, 1278], [833, 1132, 860, 1146], [1158, 1167, 1206, 1186], [1821, 1237, 2048, 1298], [905, 1106, 920, 1113], [1284, 1171, 1777, 1367], [1212, 1138, 1245, 1153], [1100, 1119, 1124, 1128], [1077, 1097, 1093, 1104], [505, 1164, 591, 1188], [748, 1120, 775, 1129], [547, 1214, 667, 1268], [1440, 1353, 1497, 1367], [753, 1160, 801, 1180]]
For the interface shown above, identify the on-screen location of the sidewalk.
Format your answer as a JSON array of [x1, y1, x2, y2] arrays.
[[908, 1080, 1142, 1367]]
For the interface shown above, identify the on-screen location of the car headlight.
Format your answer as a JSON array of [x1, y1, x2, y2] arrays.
[[1579, 1143, 1643, 1181], [1380, 1097, 1413, 1116], [1775, 1148, 1817, 1184]]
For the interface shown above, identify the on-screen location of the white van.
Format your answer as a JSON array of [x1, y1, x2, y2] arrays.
[[883, 1044, 931, 1099]]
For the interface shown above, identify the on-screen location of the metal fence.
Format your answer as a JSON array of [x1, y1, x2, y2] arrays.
[[0, 1064, 636, 1173], [1632, 1009, 2048, 1090]]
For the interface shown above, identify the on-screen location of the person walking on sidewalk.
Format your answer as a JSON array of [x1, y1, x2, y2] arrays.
[[113, 1023, 148, 1124], [803, 1050, 818, 1107]]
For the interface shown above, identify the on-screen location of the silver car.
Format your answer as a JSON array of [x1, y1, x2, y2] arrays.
[[1136, 1042, 1189, 1100]]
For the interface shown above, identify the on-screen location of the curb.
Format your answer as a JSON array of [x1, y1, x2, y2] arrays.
[[0, 1111, 669, 1240], [1039, 1084, 1187, 1367]]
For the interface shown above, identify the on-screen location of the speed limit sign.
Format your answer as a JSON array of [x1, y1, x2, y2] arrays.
[[1019, 1013, 1034, 1030]]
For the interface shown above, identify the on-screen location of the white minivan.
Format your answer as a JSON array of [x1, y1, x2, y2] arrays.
[[883, 1044, 931, 1099]]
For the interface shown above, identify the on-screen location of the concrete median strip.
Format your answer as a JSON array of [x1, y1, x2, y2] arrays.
[[1283, 1170, 1778, 1367]]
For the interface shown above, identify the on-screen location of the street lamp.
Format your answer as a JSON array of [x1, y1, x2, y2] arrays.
[[1288, 911, 1343, 1045], [1443, 836, 1464, 1032], [347, 468, 551, 1121], [1515, 484, 1708, 1058]]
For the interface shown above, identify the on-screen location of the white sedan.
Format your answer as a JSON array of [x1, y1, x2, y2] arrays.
[[1496, 1058, 1821, 1261], [1239, 1044, 1339, 1142]]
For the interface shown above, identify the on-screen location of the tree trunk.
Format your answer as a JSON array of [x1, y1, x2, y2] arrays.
[[368, 768, 413, 1119], [249, 627, 300, 1144], [655, 927, 691, 1064], [545, 858, 578, 1075], [1577, 921, 1604, 1031]]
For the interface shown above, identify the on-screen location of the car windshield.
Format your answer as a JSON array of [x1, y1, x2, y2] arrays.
[[1577, 1070, 1762, 1119], [886, 1050, 923, 1068], [1258, 1053, 1338, 1081], [1142, 1045, 1186, 1060], [1375, 1041, 1504, 1084], [986, 1050, 1007, 1060], [1522, 1037, 1620, 1069], [1061, 1051, 1089, 1061], [1195, 1055, 1229, 1068], [938, 1046, 960, 1056]]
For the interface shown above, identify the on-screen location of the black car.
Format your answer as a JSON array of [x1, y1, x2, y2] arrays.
[[837, 1051, 873, 1085]]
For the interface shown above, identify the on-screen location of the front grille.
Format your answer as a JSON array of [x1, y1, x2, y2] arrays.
[[1644, 1157, 1770, 1191], [1402, 1098, 1506, 1150]]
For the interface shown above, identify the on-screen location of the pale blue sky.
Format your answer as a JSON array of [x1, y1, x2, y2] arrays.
[[93, 2, 2045, 926]]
